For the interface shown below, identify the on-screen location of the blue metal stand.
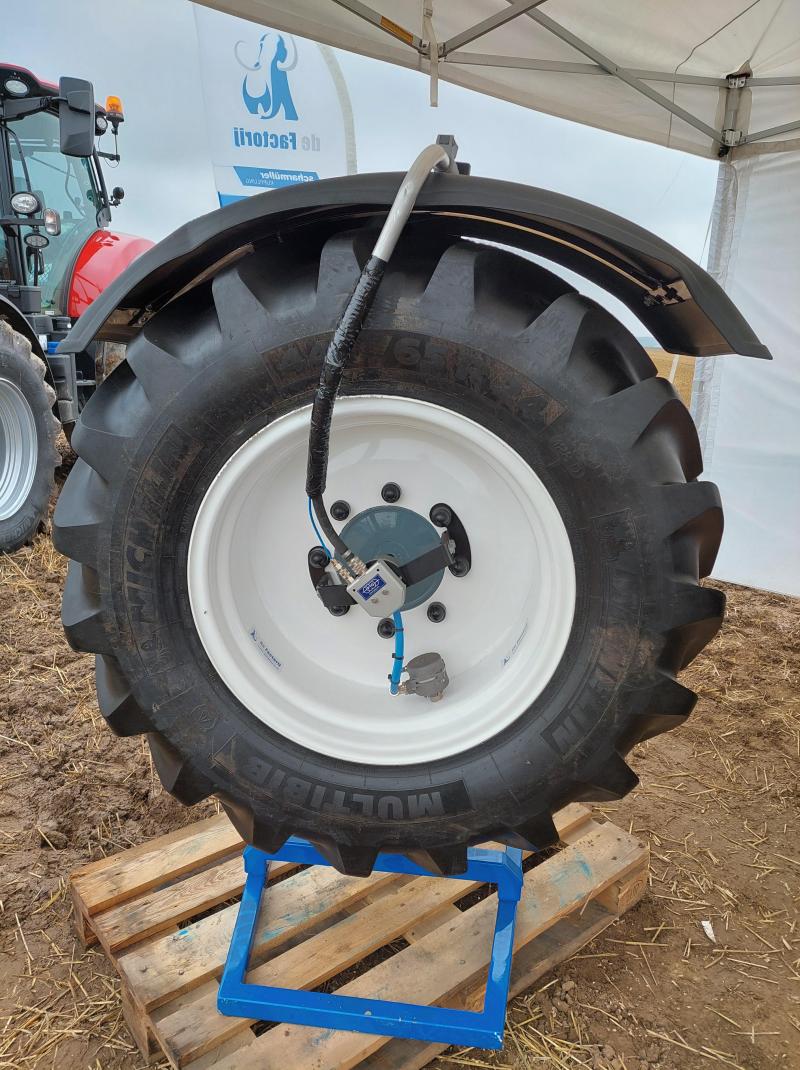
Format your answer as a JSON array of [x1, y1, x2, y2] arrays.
[[217, 837, 523, 1049]]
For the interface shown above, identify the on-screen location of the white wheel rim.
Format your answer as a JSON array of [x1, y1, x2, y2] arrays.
[[0, 377, 38, 522], [188, 396, 576, 764]]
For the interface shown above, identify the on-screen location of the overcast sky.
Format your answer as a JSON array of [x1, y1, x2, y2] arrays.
[[8, 0, 719, 335]]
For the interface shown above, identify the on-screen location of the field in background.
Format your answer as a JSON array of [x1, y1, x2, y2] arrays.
[[647, 348, 695, 406]]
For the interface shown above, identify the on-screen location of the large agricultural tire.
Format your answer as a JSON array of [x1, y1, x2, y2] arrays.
[[54, 226, 724, 876], [0, 319, 60, 553]]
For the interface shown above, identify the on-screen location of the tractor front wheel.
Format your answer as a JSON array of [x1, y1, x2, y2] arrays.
[[0, 320, 60, 553]]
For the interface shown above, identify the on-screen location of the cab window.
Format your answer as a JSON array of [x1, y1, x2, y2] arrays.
[[9, 108, 100, 314]]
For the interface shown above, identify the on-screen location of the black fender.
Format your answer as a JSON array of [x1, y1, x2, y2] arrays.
[[57, 172, 770, 360]]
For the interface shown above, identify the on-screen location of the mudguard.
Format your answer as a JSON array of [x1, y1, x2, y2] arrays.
[[58, 172, 770, 360]]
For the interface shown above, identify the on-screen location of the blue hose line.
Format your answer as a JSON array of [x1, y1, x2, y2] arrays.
[[390, 611, 404, 694], [308, 497, 331, 558]]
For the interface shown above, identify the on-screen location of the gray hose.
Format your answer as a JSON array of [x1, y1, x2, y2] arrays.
[[305, 142, 457, 559]]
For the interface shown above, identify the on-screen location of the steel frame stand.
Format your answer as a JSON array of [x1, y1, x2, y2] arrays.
[[217, 837, 524, 1048]]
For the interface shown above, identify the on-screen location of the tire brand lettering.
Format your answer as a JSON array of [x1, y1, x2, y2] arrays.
[[223, 745, 471, 818]]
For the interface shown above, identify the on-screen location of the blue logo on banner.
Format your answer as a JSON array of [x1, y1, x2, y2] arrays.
[[235, 32, 298, 121], [232, 165, 319, 189]]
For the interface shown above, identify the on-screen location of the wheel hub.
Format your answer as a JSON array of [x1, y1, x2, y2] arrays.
[[341, 505, 444, 611]]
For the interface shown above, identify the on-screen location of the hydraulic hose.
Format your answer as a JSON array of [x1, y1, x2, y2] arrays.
[[306, 141, 459, 563]]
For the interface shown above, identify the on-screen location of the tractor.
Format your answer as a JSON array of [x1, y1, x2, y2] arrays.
[[0, 62, 151, 552]]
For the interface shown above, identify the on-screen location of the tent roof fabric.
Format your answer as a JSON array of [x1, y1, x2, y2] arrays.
[[196, 0, 800, 158]]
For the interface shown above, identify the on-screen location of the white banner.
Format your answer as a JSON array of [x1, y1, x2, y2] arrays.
[[192, 5, 356, 205]]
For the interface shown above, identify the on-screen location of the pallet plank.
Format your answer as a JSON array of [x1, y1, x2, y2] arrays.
[[71, 814, 238, 915], [203, 823, 646, 1070], [92, 856, 295, 954], [120, 866, 400, 1012]]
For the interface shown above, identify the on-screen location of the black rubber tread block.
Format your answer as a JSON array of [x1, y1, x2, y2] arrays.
[[70, 365, 152, 484], [52, 460, 108, 566], [219, 796, 289, 856], [62, 563, 112, 655], [656, 481, 724, 579], [231, 240, 319, 320], [316, 230, 373, 301], [471, 245, 574, 332], [518, 293, 654, 397], [147, 733, 214, 806], [418, 241, 481, 318], [218, 793, 255, 845], [661, 584, 726, 672], [406, 844, 469, 877], [69, 422, 131, 485], [592, 376, 679, 447], [211, 261, 273, 346], [313, 840, 379, 877], [499, 812, 559, 852], [572, 752, 640, 802], [140, 283, 222, 368], [597, 378, 702, 483], [617, 672, 698, 750], [126, 333, 196, 405], [95, 654, 152, 737]]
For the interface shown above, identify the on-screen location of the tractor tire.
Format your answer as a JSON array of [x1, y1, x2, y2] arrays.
[[54, 227, 724, 876], [0, 319, 60, 553]]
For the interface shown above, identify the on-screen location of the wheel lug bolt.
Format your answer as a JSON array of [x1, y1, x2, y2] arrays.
[[308, 546, 329, 569], [377, 617, 396, 639], [429, 503, 452, 527], [427, 602, 446, 623], [329, 604, 350, 617], [381, 482, 401, 503], [451, 556, 470, 578], [331, 500, 350, 521]]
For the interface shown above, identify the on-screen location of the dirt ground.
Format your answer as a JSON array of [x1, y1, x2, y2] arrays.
[[1, 455, 798, 1070]]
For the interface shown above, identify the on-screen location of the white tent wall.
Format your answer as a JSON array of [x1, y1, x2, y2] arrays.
[[693, 149, 800, 596]]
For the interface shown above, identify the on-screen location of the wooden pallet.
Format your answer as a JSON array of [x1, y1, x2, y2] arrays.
[[70, 804, 648, 1070]]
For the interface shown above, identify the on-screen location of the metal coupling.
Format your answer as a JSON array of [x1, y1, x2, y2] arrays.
[[398, 652, 449, 702]]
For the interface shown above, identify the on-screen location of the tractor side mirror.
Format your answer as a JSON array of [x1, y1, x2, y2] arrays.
[[58, 76, 96, 157]]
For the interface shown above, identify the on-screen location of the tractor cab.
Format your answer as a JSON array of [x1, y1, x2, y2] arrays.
[[0, 63, 147, 421]]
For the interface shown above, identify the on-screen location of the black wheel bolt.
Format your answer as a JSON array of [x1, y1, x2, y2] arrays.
[[427, 602, 446, 623], [331, 500, 350, 521], [377, 617, 396, 639], [381, 482, 401, 503], [308, 546, 329, 569], [430, 503, 452, 527], [329, 604, 350, 617], [451, 556, 470, 578]]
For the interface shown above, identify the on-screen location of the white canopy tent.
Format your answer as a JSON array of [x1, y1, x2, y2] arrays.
[[196, 0, 800, 595]]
